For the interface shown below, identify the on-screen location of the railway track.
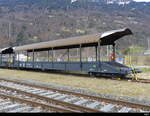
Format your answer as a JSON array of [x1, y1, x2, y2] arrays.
[[0, 78, 149, 113], [0, 96, 47, 112], [0, 94, 72, 113]]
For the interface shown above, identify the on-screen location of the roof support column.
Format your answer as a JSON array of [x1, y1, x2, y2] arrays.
[[27, 51, 29, 62], [112, 43, 116, 61], [17, 52, 20, 68], [48, 50, 50, 62], [98, 40, 101, 71], [26, 51, 29, 68], [12, 53, 15, 67], [9, 54, 11, 67], [0, 53, 2, 66], [67, 48, 69, 62], [65, 48, 70, 71], [32, 50, 34, 68], [95, 46, 97, 62], [80, 44, 82, 71], [52, 48, 54, 69]]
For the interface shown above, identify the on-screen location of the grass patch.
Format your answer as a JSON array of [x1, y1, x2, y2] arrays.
[[139, 68, 150, 72]]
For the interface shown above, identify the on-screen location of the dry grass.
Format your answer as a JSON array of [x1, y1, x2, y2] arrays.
[[138, 68, 150, 79], [138, 73, 150, 80], [0, 69, 150, 100]]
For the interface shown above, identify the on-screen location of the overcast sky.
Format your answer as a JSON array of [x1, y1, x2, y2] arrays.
[[134, 0, 150, 2]]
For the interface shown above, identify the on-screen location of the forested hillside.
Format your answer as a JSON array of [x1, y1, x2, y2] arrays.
[[0, 0, 150, 55]]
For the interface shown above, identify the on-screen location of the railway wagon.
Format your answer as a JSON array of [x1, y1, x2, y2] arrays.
[[0, 28, 141, 78]]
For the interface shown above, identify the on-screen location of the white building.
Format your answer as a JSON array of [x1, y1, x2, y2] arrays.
[[71, 0, 77, 3], [144, 49, 150, 55], [105, 0, 132, 5]]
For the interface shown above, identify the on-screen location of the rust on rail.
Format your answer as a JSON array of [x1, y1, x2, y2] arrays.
[[0, 93, 75, 112]]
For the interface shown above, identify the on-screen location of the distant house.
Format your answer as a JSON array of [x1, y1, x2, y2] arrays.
[[106, 0, 131, 5], [71, 0, 77, 3], [144, 49, 150, 55]]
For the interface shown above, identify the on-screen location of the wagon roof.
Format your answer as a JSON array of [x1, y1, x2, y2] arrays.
[[0, 47, 14, 54], [11, 28, 132, 52]]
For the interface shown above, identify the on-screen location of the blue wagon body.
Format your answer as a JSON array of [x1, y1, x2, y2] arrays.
[[0, 28, 141, 78]]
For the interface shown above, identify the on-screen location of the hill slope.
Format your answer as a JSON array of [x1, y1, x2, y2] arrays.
[[0, 0, 149, 54]]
